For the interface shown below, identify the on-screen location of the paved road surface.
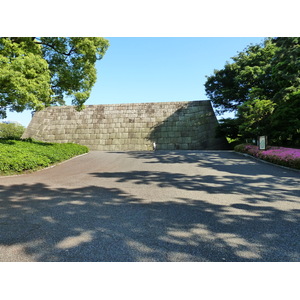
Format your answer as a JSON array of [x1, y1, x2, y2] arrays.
[[1, 151, 299, 261]]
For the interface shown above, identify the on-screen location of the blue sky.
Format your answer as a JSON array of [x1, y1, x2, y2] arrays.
[[3, 37, 266, 127]]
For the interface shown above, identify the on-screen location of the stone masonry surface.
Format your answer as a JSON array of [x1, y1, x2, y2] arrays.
[[22, 100, 228, 151]]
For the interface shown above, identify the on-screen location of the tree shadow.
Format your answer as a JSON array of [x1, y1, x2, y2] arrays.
[[195, 151, 300, 177], [90, 169, 300, 204], [0, 139, 16, 145], [146, 101, 229, 150], [1, 172, 300, 261], [114, 150, 300, 177]]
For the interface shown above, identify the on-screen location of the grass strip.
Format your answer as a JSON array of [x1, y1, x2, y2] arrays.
[[0, 139, 89, 175]]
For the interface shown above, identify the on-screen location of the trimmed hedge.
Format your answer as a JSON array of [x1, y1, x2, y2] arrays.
[[0, 139, 89, 175], [234, 144, 300, 170]]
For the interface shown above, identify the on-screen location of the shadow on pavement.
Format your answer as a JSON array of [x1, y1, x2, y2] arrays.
[[1, 170, 300, 261], [119, 150, 300, 177], [90, 162, 300, 205]]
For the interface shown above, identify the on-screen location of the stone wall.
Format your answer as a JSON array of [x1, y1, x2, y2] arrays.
[[22, 100, 228, 151]]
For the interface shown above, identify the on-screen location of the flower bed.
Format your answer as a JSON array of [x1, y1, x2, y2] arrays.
[[234, 144, 300, 170]]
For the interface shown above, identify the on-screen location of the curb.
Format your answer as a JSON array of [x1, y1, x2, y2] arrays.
[[0, 152, 89, 178]]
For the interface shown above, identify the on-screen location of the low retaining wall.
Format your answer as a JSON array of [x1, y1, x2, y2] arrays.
[[22, 100, 228, 150]]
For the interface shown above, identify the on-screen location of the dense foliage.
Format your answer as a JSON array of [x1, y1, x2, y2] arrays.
[[205, 37, 300, 146], [0, 122, 25, 139], [0, 37, 109, 118], [0, 139, 89, 175], [234, 144, 300, 170]]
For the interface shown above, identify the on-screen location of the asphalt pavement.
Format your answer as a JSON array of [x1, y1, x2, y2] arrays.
[[0, 150, 299, 261]]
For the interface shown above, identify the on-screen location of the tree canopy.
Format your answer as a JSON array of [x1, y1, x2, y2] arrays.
[[0, 37, 109, 118], [205, 37, 300, 146]]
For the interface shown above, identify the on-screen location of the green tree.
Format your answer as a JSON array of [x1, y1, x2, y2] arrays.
[[237, 99, 276, 137], [270, 37, 300, 145], [0, 122, 25, 139], [205, 38, 277, 114], [215, 117, 241, 141], [0, 37, 109, 118], [205, 37, 300, 146]]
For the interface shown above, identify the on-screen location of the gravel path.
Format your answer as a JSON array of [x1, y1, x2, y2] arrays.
[[1, 150, 299, 261]]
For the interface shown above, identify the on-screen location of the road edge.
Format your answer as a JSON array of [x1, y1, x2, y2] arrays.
[[234, 151, 300, 173], [0, 152, 89, 178]]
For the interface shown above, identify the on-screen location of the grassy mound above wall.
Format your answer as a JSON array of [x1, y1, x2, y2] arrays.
[[234, 144, 300, 170], [0, 139, 89, 175]]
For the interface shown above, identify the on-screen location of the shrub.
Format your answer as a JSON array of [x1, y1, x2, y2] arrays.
[[0, 122, 25, 139], [234, 144, 300, 170], [0, 139, 89, 175]]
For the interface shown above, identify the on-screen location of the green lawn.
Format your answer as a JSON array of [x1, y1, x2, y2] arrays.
[[0, 139, 89, 175]]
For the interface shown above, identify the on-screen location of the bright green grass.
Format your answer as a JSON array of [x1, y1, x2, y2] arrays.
[[0, 139, 89, 175]]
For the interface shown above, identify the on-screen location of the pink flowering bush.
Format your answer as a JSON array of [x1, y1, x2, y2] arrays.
[[234, 144, 300, 170]]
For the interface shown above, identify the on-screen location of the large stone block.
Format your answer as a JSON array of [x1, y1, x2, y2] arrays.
[[22, 101, 228, 150]]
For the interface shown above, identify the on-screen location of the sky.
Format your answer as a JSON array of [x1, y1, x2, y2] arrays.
[[3, 37, 266, 127]]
